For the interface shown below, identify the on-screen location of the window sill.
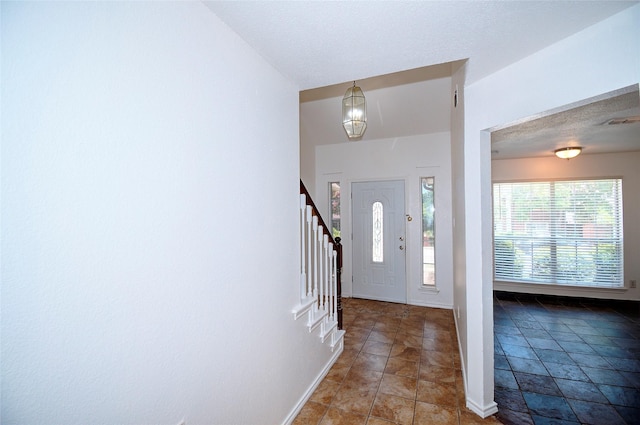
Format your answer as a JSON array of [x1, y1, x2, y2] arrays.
[[495, 279, 625, 290], [494, 280, 632, 299], [418, 285, 440, 294]]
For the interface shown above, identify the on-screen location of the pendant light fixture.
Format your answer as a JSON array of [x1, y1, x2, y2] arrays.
[[342, 81, 367, 139], [554, 147, 582, 160]]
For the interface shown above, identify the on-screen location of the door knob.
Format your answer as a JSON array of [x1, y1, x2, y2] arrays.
[[399, 246, 404, 250], [399, 236, 404, 241]]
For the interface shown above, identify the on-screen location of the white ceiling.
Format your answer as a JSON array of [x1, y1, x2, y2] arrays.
[[205, 1, 640, 157], [205, 1, 636, 90]]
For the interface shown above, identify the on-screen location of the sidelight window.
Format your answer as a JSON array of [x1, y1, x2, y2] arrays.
[[329, 182, 341, 238], [421, 177, 436, 286]]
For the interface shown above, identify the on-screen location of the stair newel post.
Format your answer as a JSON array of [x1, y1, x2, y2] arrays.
[[306, 206, 313, 298], [330, 245, 336, 322], [300, 194, 307, 302], [335, 237, 343, 330]]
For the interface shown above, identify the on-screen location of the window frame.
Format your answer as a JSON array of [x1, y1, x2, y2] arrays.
[[421, 176, 436, 287], [329, 181, 341, 239], [492, 177, 624, 289]]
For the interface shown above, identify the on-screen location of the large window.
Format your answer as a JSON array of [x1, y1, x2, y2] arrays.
[[493, 179, 623, 288]]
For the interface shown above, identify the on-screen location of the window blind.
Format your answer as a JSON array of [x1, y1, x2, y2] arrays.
[[493, 179, 623, 288]]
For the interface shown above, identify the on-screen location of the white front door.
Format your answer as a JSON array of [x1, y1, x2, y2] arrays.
[[352, 180, 406, 303]]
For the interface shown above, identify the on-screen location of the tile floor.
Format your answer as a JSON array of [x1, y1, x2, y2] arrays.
[[293, 298, 502, 425], [494, 291, 640, 425]]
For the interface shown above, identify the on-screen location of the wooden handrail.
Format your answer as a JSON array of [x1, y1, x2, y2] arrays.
[[300, 180, 343, 329], [299, 181, 336, 246]]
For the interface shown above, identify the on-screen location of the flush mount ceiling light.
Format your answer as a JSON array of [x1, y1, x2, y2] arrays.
[[342, 81, 367, 139], [555, 147, 582, 160]]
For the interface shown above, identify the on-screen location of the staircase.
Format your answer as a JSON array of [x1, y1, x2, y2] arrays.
[[292, 181, 345, 352]]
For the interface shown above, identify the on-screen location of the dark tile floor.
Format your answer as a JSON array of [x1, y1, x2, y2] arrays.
[[493, 291, 640, 425]]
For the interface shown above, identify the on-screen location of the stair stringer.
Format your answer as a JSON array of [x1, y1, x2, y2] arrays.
[[292, 302, 345, 352]]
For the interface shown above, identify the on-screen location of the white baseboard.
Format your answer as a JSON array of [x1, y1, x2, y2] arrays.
[[282, 345, 343, 425], [408, 298, 453, 309], [466, 398, 499, 418], [453, 311, 468, 401]]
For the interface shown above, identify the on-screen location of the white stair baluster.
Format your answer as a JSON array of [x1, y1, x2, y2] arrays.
[[312, 216, 319, 307], [317, 225, 324, 313], [306, 206, 313, 298], [323, 235, 329, 314], [326, 242, 332, 321], [305, 205, 313, 297], [300, 195, 306, 302]]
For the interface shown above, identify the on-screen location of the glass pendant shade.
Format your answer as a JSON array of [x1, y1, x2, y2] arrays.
[[342, 83, 367, 139], [555, 147, 582, 159]]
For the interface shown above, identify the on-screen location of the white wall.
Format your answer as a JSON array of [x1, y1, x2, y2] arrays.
[[462, 3, 640, 418], [300, 130, 316, 195], [450, 62, 469, 397], [315, 133, 454, 309], [1, 3, 334, 424], [492, 152, 640, 301], [299, 99, 317, 194]]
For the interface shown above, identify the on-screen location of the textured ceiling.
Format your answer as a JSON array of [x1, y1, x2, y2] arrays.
[[491, 85, 640, 159], [204, 1, 636, 90], [205, 1, 639, 157]]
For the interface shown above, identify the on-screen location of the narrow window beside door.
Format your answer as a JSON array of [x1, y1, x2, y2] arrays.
[[372, 201, 383, 263], [330, 182, 341, 238], [422, 177, 436, 286]]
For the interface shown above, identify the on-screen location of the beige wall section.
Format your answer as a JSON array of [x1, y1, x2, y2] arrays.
[[492, 152, 640, 301]]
